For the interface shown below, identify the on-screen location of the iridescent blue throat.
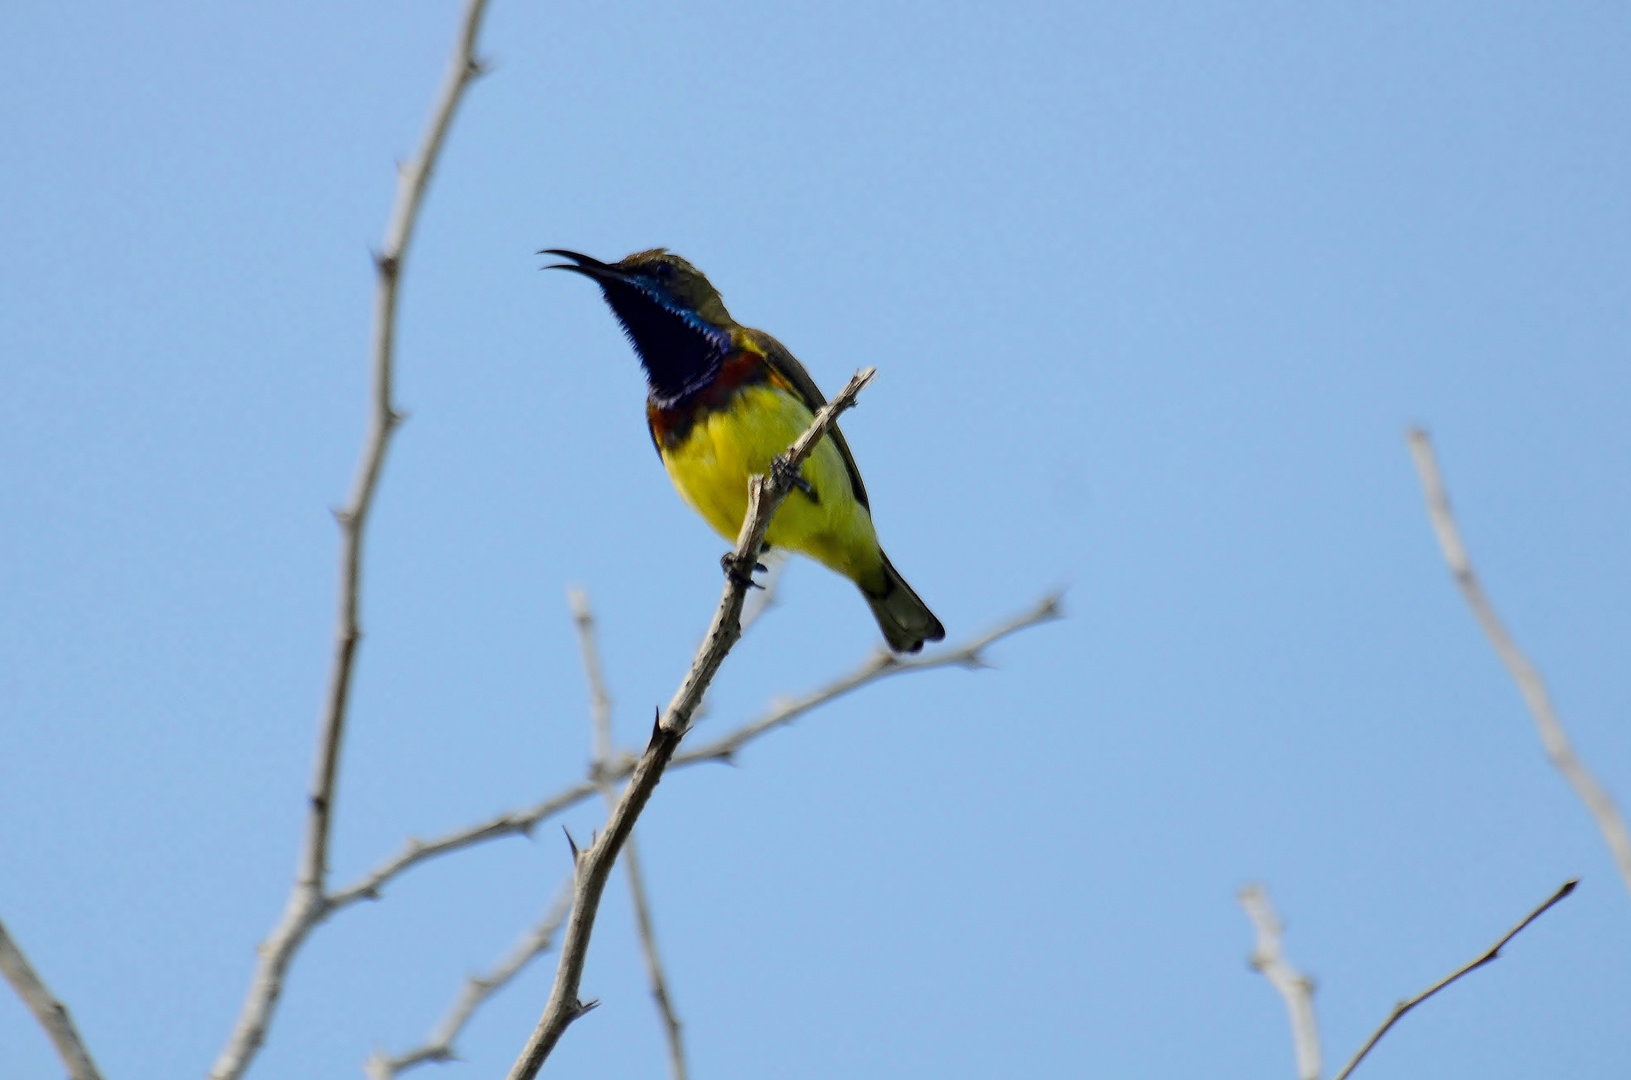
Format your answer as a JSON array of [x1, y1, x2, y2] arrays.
[[599, 279, 732, 407]]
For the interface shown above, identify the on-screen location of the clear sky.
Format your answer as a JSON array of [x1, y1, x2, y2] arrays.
[[2, 2, 1628, 1078]]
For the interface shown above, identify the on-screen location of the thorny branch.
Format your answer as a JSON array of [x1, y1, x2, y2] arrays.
[[503, 369, 878, 1080], [1239, 884, 1320, 1080], [1330, 879, 1576, 1080], [315, 592, 1052, 1078], [364, 879, 575, 1079], [335, 591, 1050, 1077], [208, 3, 493, 1076], [323, 592, 1059, 913], [571, 590, 689, 1080], [1407, 430, 1631, 896], [0, 917, 103, 1080], [675, 593, 1061, 768]]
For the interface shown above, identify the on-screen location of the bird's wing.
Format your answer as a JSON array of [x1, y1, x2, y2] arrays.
[[746, 328, 871, 510]]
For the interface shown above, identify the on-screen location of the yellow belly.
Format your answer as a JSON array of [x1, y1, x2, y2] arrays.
[[659, 383, 883, 586]]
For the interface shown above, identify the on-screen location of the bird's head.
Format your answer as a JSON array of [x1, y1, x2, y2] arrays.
[[544, 248, 736, 404]]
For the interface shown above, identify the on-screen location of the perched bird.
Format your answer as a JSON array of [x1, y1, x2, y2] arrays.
[[545, 248, 945, 653]]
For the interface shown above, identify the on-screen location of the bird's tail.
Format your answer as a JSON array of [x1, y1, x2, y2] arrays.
[[863, 551, 945, 654]]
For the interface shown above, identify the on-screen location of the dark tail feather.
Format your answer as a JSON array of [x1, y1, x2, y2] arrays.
[[864, 551, 945, 654]]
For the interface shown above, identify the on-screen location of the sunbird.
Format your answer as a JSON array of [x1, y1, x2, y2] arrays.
[[545, 248, 945, 654]]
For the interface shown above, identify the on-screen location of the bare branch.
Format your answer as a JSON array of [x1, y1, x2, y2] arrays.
[[1407, 430, 1631, 895], [676, 592, 1062, 768], [504, 368, 877, 1080], [570, 590, 688, 1080], [1331, 879, 1576, 1080], [1239, 884, 1321, 1080], [209, 3, 493, 1076], [328, 783, 598, 909], [325, 593, 1059, 910], [364, 878, 575, 1079], [618, 836, 686, 1079], [0, 918, 103, 1080]]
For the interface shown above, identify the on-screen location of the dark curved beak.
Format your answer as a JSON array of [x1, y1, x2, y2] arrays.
[[538, 248, 623, 281]]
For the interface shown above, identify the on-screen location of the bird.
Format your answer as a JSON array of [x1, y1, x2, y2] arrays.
[[544, 248, 945, 654]]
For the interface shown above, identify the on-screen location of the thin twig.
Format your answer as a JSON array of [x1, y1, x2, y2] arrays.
[[363, 878, 575, 1079], [325, 592, 1060, 910], [0, 918, 103, 1080], [328, 783, 597, 909], [619, 836, 686, 1078], [676, 592, 1062, 767], [504, 368, 877, 1080], [570, 590, 688, 1080], [208, 4, 492, 1076], [1407, 430, 1631, 895], [345, 581, 1053, 1080], [1239, 884, 1321, 1080], [1330, 879, 1577, 1080]]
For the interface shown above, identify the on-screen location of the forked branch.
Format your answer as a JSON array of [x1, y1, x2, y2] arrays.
[[503, 368, 877, 1079], [364, 878, 575, 1079], [208, 2, 493, 1076], [324, 591, 1059, 912], [571, 589, 689, 1080]]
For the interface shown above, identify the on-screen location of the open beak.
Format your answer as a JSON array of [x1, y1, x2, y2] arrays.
[[538, 248, 624, 282]]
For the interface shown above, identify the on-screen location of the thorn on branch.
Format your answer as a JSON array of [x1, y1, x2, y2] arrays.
[[563, 827, 579, 864]]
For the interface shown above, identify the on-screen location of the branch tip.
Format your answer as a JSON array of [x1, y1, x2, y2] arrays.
[[1330, 877, 1579, 1080]]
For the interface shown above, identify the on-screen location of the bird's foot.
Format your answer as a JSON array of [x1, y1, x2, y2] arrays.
[[720, 551, 768, 589], [771, 457, 818, 502]]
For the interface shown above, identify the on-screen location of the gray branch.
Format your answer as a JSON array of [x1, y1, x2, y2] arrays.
[[325, 591, 1059, 912], [1330, 879, 1576, 1080], [571, 590, 688, 1080], [344, 587, 1052, 1079], [1407, 430, 1631, 895], [1239, 884, 1321, 1080], [363, 878, 575, 1079], [503, 368, 877, 1079], [207, 3, 493, 1076], [0, 917, 103, 1080], [675, 592, 1061, 768]]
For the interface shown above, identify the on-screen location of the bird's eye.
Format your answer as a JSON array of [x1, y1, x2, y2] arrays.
[[651, 263, 676, 283]]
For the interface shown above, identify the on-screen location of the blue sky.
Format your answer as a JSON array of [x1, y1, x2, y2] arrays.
[[2, 2, 1628, 1077]]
